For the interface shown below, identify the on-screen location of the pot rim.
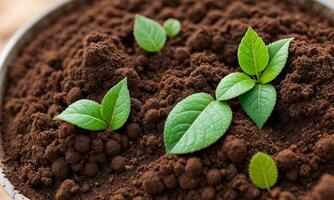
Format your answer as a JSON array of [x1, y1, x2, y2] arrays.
[[0, 1, 72, 199], [0, 0, 333, 199], [317, 0, 334, 11]]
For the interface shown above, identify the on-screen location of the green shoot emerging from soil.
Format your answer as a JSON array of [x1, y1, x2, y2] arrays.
[[54, 78, 131, 131], [134, 15, 181, 52], [163, 27, 293, 154], [217, 27, 293, 128], [249, 152, 278, 191]]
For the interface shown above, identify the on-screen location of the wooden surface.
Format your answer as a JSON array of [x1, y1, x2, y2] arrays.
[[0, 0, 333, 199]]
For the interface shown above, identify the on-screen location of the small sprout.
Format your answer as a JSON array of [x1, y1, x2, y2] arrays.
[[217, 27, 293, 128], [55, 78, 131, 131], [163, 18, 181, 38], [133, 15, 182, 52], [163, 27, 293, 155], [249, 152, 278, 191]]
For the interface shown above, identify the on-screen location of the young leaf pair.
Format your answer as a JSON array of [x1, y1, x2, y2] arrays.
[[134, 15, 181, 52], [217, 27, 293, 128], [55, 78, 131, 131]]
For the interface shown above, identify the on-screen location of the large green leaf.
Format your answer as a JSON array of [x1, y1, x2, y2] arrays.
[[164, 93, 232, 154], [101, 77, 131, 130], [238, 27, 269, 76], [55, 100, 108, 131], [260, 38, 294, 83], [249, 152, 278, 190], [134, 15, 167, 52], [240, 84, 276, 128], [216, 72, 256, 101]]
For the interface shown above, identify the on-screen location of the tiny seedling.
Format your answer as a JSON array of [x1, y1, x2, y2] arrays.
[[249, 152, 278, 191], [164, 27, 293, 154], [134, 15, 181, 52], [217, 27, 293, 128], [55, 78, 131, 131]]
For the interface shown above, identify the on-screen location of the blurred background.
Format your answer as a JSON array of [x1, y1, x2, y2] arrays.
[[0, 0, 55, 50], [1, 0, 334, 50]]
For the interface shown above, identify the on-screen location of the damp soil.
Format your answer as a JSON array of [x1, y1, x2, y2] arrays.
[[1, 0, 334, 199]]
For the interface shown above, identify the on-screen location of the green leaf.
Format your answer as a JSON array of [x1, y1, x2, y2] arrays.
[[240, 84, 276, 128], [101, 77, 131, 131], [134, 15, 167, 52], [55, 100, 108, 131], [260, 38, 294, 83], [216, 72, 256, 101], [249, 152, 278, 190], [164, 93, 232, 154], [163, 18, 181, 38], [238, 27, 269, 76]]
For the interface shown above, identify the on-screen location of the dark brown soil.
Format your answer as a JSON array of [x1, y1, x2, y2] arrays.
[[1, 0, 334, 199]]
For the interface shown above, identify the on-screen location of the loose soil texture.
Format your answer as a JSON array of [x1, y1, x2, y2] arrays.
[[1, 0, 334, 199]]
